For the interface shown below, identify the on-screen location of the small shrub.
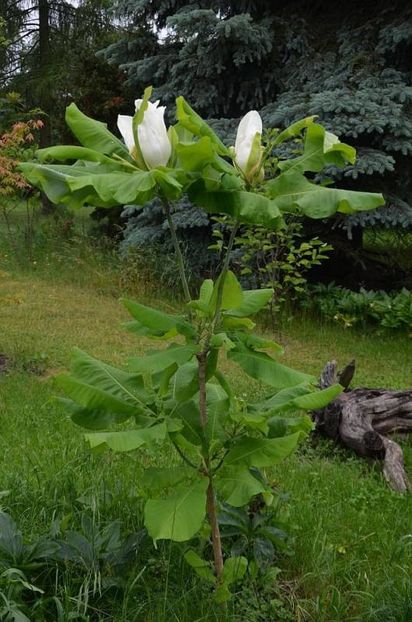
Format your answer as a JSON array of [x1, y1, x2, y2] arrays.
[[224, 218, 331, 321]]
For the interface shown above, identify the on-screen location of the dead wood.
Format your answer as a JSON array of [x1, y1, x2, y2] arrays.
[[313, 360, 412, 492]]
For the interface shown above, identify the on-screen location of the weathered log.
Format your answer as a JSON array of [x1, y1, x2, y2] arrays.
[[313, 361, 412, 493]]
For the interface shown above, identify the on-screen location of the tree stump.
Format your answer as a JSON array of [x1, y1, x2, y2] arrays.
[[312, 360, 412, 492]]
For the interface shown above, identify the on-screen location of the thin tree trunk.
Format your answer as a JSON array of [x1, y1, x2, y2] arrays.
[[206, 481, 224, 577], [38, 0, 54, 214], [196, 222, 239, 580]]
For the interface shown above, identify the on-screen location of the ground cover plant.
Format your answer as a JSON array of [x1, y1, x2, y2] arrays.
[[303, 284, 412, 331]]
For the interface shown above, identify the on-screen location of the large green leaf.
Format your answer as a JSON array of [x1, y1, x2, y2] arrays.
[[58, 348, 151, 428], [36, 145, 115, 164], [122, 298, 195, 340], [225, 288, 273, 317], [151, 168, 184, 200], [224, 433, 301, 468], [228, 345, 315, 389], [210, 270, 243, 312], [19, 162, 158, 209], [65, 103, 131, 159], [267, 171, 384, 218], [217, 466, 267, 507], [278, 123, 355, 174], [141, 466, 191, 494], [55, 375, 139, 419], [221, 316, 256, 331], [70, 348, 149, 403], [222, 556, 248, 584], [172, 361, 199, 402], [253, 384, 311, 414], [272, 116, 317, 147], [231, 332, 283, 354], [254, 383, 343, 414], [184, 550, 215, 583], [189, 183, 284, 229], [19, 163, 114, 209], [176, 136, 216, 171], [175, 96, 229, 156], [66, 169, 157, 205], [293, 383, 343, 409], [144, 478, 208, 542], [128, 344, 198, 374], [85, 422, 166, 452], [59, 398, 132, 430], [267, 414, 314, 438]]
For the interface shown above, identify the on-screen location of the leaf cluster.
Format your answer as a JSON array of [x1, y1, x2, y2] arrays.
[[302, 283, 412, 331]]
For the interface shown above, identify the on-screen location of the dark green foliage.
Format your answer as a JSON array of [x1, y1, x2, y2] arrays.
[[229, 218, 332, 316], [0, 510, 146, 619], [302, 283, 412, 331], [2, 1, 131, 144], [262, 4, 412, 233], [103, 0, 412, 260], [101, 1, 279, 118], [219, 497, 291, 573]]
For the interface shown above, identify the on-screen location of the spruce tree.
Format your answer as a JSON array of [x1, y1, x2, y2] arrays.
[[103, 1, 412, 284]]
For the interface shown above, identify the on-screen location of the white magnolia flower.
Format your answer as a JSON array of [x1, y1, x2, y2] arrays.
[[117, 99, 172, 169], [234, 110, 264, 182], [117, 115, 135, 153]]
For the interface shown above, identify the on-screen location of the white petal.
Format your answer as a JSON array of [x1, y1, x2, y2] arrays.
[[234, 110, 262, 173], [117, 115, 135, 152], [137, 100, 171, 168]]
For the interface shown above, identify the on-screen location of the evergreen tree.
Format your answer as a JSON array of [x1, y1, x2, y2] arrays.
[[261, 2, 412, 235], [104, 0, 412, 273]]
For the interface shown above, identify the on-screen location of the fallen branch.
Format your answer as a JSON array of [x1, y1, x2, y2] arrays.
[[312, 361, 412, 492]]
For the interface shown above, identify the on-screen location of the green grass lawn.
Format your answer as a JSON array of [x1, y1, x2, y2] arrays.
[[0, 206, 411, 621]]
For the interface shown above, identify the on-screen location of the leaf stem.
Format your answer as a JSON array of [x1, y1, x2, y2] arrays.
[[171, 438, 199, 470], [162, 199, 191, 304], [211, 221, 239, 333]]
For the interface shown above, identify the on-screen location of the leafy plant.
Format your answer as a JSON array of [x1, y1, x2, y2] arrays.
[[53, 514, 144, 591], [229, 218, 331, 319], [0, 512, 57, 621], [218, 496, 292, 574], [20, 86, 383, 599], [0, 568, 43, 622], [0, 117, 42, 198], [303, 283, 412, 331], [0, 109, 42, 265], [0, 512, 58, 574], [0, 510, 145, 621]]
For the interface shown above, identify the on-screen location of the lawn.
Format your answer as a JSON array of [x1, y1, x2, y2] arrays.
[[0, 207, 411, 621]]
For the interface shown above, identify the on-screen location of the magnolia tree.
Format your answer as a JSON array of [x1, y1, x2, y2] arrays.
[[21, 87, 383, 599]]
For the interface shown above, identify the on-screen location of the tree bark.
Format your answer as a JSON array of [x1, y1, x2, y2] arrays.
[[38, 0, 54, 214], [313, 361, 412, 492]]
